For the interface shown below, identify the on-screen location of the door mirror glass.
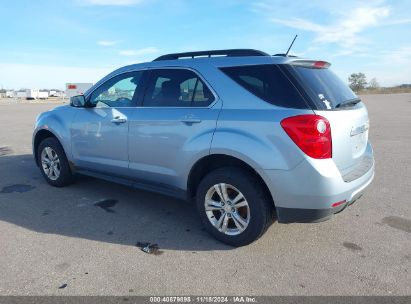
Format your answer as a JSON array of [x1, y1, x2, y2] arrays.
[[70, 95, 86, 107]]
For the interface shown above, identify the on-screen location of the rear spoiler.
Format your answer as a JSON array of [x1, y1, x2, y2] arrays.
[[289, 60, 331, 69]]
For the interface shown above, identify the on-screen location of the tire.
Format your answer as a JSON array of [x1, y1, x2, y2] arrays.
[[196, 167, 273, 247], [37, 137, 74, 187]]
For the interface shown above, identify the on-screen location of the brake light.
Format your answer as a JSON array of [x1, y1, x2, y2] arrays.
[[290, 60, 331, 69], [281, 114, 332, 159], [312, 61, 329, 69]]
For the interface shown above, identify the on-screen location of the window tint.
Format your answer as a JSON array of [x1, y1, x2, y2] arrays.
[[192, 80, 215, 107], [220, 64, 308, 109], [143, 69, 214, 107], [89, 71, 143, 107], [152, 77, 170, 101], [180, 77, 197, 103], [289, 66, 357, 109]]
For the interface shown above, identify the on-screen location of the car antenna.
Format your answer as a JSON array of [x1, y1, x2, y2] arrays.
[[285, 34, 298, 57]]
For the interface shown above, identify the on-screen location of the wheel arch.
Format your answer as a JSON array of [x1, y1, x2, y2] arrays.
[[33, 129, 60, 166], [187, 154, 275, 208]]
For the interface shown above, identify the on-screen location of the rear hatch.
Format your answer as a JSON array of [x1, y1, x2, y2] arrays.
[[286, 61, 371, 177]]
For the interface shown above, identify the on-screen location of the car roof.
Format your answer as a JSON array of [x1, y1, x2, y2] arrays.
[[120, 49, 303, 70], [89, 49, 318, 94]]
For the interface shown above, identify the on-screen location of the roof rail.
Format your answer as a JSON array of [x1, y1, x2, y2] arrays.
[[153, 49, 269, 61], [273, 53, 298, 57]]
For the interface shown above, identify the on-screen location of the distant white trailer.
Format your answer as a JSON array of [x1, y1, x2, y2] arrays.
[[16, 91, 27, 99], [26, 89, 39, 100], [38, 91, 49, 99], [49, 90, 64, 97], [49, 90, 57, 97], [6, 91, 15, 98], [65, 83, 93, 98]]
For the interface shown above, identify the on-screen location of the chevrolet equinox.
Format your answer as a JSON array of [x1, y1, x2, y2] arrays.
[[33, 49, 375, 246]]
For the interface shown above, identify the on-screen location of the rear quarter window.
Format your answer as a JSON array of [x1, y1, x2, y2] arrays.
[[220, 64, 309, 109]]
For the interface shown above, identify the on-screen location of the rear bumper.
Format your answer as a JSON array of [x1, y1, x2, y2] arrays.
[[275, 193, 365, 223], [260, 144, 375, 223]]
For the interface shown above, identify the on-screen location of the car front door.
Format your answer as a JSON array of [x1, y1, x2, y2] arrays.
[[128, 68, 221, 190], [70, 70, 145, 176]]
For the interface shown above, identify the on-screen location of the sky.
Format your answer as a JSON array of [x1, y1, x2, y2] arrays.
[[0, 0, 410, 90]]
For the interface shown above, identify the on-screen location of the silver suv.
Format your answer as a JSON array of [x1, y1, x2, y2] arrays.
[[33, 49, 375, 246]]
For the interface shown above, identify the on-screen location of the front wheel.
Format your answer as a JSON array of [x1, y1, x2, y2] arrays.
[[37, 137, 74, 187], [196, 167, 273, 247]]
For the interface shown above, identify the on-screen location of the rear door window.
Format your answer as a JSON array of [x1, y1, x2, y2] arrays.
[[143, 69, 215, 107], [220, 64, 308, 109]]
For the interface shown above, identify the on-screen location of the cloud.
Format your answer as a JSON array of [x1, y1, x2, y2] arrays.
[[97, 40, 118, 46], [119, 50, 137, 56], [379, 46, 411, 65], [119, 47, 159, 56], [383, 18, 411, 25], [362, 51, 411, 86], [271, 5, 390, 48], [334, 45, 411, 87], [78, 0, 145, 6]]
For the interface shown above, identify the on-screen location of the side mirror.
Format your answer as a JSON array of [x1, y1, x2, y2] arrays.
[[70, 95, 86, 107]]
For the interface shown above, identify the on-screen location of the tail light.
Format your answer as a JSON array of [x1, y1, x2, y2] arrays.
[[281, 114, 332, 159]]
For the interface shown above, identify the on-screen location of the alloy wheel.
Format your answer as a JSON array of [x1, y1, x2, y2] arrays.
[[41, 147, 61, 181], [204, 183, 250, 236]]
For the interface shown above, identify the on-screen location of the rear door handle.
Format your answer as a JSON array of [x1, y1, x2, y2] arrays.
[[180, 114, 201, 124], [111, 116, 127, 124]]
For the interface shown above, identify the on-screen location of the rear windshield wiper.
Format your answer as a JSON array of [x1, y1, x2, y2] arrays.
[[335, 98, 361, 108]]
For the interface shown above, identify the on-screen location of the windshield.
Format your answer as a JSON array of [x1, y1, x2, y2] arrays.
[[289, 66, 358, 110]]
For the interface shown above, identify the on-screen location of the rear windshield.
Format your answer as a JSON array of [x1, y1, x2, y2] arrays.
[[220, 64, 308, 109], [289, 66, 358, 110]]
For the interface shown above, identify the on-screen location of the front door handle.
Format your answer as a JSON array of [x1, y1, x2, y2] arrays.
[[111, 116, 127, 124], [180, 114, 201, 124]]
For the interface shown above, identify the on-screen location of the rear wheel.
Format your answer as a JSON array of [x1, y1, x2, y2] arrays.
[[37, 137, 74, 187], [196, 167, 273, 246]]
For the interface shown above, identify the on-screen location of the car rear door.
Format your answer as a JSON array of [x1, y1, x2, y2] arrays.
[[128, 68, 221, 190]]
